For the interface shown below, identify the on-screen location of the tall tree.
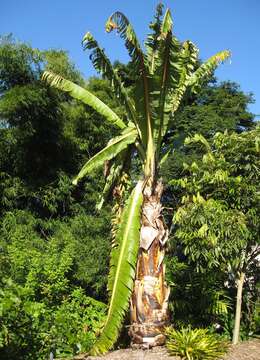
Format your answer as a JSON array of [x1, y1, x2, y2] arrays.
[[160, 79, 255, 184], [170, 127, 260, 344], [42, 4, 230, 354], [0, 36, 119, 217], [0, 37, 118, 358]]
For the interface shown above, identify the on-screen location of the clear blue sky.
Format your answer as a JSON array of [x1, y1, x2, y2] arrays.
[[1, 0, 259, 115]]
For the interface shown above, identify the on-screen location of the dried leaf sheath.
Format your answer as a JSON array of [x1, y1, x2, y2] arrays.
[[129, 181, 170, 346]]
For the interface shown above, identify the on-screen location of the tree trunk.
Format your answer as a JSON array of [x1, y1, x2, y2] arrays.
[[129, 181, 170, 347], [232, 271, 245, 345]]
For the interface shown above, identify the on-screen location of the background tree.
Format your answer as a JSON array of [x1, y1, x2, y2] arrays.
[[42, 4, 230, 354], [170, 127, 260, 344], [0, 36, 119, 358], [161, 79, 255, 183]]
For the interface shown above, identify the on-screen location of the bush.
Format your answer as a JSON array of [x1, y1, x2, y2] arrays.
[[165, 326, 228, 360], [0, 282, 106, 360], [0, 210, 109, 359]]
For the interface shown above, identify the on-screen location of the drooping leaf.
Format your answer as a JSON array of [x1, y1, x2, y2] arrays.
[[96, 148, 131, 210], [169, 40, 199, 116], [106, 12, 146, 68], [72, 127, 137, 185], [187, 50, 231, 94], [82, 32, 137, 126], [90, 181, 143, 355], [42, 71, 126, 129], [160, 8, 173, 38], [106, 11, 153, 172]]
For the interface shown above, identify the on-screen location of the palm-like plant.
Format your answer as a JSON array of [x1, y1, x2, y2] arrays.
[[42, 4, 230, 355]]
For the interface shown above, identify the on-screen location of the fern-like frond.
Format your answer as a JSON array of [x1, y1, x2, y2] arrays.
[[72, 127, 137, 185], [42, 71, 126, 129], [90, 181, 143, 355]]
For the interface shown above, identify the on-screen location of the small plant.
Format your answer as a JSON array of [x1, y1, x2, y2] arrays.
[[165, 326, 228, 360]]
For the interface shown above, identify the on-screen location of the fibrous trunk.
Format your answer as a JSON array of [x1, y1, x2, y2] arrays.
[[129, 181, 170, 347]]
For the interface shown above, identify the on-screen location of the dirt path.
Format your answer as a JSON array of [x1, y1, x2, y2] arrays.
[[222, 339, 260, 360], [74, 339, 260, 360]]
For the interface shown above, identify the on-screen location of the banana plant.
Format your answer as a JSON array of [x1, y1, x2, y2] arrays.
[[42, 3, 230, 355]]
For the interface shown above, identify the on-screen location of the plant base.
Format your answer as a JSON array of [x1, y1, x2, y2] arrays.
[[129, 181, 170, 348]]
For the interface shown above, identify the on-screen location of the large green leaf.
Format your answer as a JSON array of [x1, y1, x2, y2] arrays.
[[145, 3, 164, 74], [169, 40, 199, 116], [187, 50, 231, 93], [42, 71, 126, 129], [160, 8, 173, 37], [106, 12, 154, 174], [90, 181, 143, 355], [72, 127, 137, 185], [82, 32, 137, 126], [153, 9, 180, 148]]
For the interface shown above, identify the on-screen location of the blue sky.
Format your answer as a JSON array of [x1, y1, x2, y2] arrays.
[[1, 0, 259, 115]]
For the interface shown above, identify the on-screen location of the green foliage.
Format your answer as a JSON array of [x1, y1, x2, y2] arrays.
[[46, 289, 106, 358], [68, 212, 111, 300], [166, 258, 231, 328], [42, 71, 126, 130], [160, 80, 255, 183], [170, 127, 260, 272], [168, 127, 260, 338], [165, 326, 228, 360], [0, 281, 106, 360], [0, 35, 118, 358], [173, 197, 249, 271], [0, 209, 110, 359]]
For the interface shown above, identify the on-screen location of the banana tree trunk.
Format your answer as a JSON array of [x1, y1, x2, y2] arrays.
[[129, 181, 170, 347]]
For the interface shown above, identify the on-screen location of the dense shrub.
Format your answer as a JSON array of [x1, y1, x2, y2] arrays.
[[0, 210, 109, 359], [0, 282, 106, 359]]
